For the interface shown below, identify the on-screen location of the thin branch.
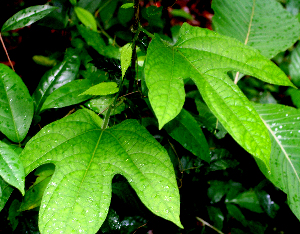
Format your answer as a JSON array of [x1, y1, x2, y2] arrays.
[[196, 217, 224, 234], [0, 33, 15, 71]]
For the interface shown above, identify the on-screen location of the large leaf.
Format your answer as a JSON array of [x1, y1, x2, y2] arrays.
[[212, 0, 300, 59], [32, 50, 80, 114], [0, 64, 34, 142], [0, 141, 25, 195], [144, 23, 294, 166], [164, 108, 210, 162], [254, 103, 300, 220], [1, 5, 58, 32], [20, 109, 182, 233], [40, 79, 93, 111]]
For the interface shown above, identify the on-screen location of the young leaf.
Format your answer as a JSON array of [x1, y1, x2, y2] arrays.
[[1, 5, 58, 32], [121, 43, 132, 79], [145, 23, 294, 167], [164, 108, 210, 162], [0, 64, 34, 143], [212, 0, 300, 59], [32, 50, 80, 114], [254, 103, 300, 220], [74, 6, 97, 32], [80, 82, 119, 96], [0, 141, 25, 195], [40, 79, 93, 111], [20, 109, 182, 233]]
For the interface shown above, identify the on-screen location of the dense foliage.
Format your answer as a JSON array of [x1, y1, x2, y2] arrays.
[[1, 0, 300, 233]]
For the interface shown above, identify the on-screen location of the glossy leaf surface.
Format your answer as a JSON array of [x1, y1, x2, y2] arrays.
[[0, 64, 34, 142], [254, 103, 300, 220], [20, 109, 182, 233], [32, 51, 80, 114], [121, 43, 132, 79], [164, 108, 210, 162], [212, 0, 300, 58], [1, 5, 58, 32], [0, 141, 24, 195], [80, 82, 119, 96], [145, 23, 294, 166], [74, 6, 97, 31], [41, 79, 93, 111]]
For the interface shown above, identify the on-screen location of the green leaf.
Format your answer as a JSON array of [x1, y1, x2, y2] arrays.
[[145, 23, 293, 166], [41, 79, 93, 111], [32, 55, 57, 67], [85, 95, 125, 115], [289, 43, 300, 86], [0, 141, 24, 195], [78, 0, 102, 13], [207, 206, 224, 230], [19, 164, 55, 211], [0, 177, 14, 211], [20, 109, 182, 233], [1, 5, 58, 32], [77, 25, 120, 59], [8, 199, 21, 231], [170, 9, 193, 20], [226, 190, 263, 213], [74, 6, 97, 32], [254, 103, 300, 220], [32, 50, 80, 114], [212, 0, 300, 58], [80, 82, 119, 96], [0, 64, 34, 143], [226, 204, 248, 227], [164, 108, 210, 162], [120, 3, 134, 9], [121, 43, 132, 79]]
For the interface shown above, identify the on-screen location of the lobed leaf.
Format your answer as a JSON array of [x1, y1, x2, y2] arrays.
[[0, 141, 24, 195], [254, 103, 300, 220], [32, 50, 80, 114], [212, 0, 300, 58], [0, 64, 34, 142], [145, 23, 294, 167], [20, 109, 182, 233], [1, 5, 58, 32]]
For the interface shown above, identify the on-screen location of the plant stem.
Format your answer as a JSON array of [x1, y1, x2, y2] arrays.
[[196, 217, 224, 234], [0, 33, 15, 71], [234, 71, 240, 84], [139, 25, 154, 38]]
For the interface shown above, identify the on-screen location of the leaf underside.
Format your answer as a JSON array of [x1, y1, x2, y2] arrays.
[[20, 109, 182, 233], [212, 0, 300, 58], [144, 23, 294, 167], [254, 103, 300, 220]]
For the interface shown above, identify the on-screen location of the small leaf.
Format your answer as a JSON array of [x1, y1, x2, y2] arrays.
[[226, 204, 248, 227], [120, 3, 134, 9], [19, 164, 55, 211], [212, 0, 300, 58], [1, 5, 58, 32], [8, 199, 21, 231], [32, 55, 57, 67], [0, 64, 34, 142], [254, 103, 300, 220], [121, 43, 132, 79], [226, 190, 263, 213], [41, 79, 93, 111], [207, 206, 224, 230], [80, 82, 119, 96], [20, 109, 182, 232], [0, 141, 25, 195], [170, 9, 193, 20], [32, 50, 80, 114], [164, 108, 210, 162], [74, 6, 97, 32]]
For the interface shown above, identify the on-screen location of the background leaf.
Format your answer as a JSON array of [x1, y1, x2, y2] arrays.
[[20, 109, 182, 233], [212, 0, 300, 59], [164, 108, 210, 162], [1, 5, 58, 32], [289, 43, 300, 87], [41, 79, 93, 111], [74, 6, 97, 32], [0, 64, 33, 143], [0, 141, 24, 195], [32, 50, 80, 114], [0, 177, 14, 211], [254, 103, 300, 220]]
